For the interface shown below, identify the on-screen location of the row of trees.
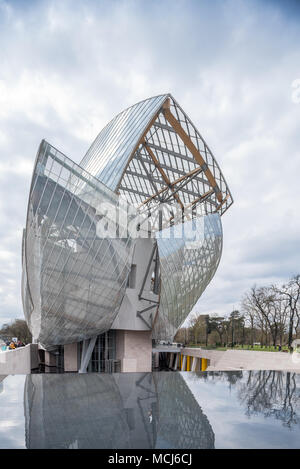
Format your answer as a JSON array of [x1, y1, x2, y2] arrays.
[[175, 275, 300, 349]]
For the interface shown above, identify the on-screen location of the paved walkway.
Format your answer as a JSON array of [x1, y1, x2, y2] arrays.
[[181, 347, 300, 372]]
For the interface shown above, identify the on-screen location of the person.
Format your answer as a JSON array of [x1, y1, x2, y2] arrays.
[[9, 341, 15, 350]]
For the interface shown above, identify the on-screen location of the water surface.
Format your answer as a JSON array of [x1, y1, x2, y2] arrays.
[[0, 371, 299, 449]]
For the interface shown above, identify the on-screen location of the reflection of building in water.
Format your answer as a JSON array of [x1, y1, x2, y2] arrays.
[[24, 372, 214, 449], [0, 378, 4, 394], [154, 372, 214, 448], [25, 374, 134, 449]]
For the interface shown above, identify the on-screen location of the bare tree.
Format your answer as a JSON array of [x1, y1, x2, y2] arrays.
[[248, 286, 286, 347], [270, 285, 289, 347], [276, 275, 300, 348], [241, 293, 256, 346]]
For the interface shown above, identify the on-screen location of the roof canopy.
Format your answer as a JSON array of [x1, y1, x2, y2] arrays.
[[80, 94, 233, 218]]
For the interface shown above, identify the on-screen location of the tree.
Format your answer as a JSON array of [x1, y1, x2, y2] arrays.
[[246, 286, 286, 347], [241, 293, 257, 346], [0, 319, 32, 344], [189, 313, 202, 345], [276, 275, 300, 348], [229, 310, 241, 346], [210, 315, 226, 344]]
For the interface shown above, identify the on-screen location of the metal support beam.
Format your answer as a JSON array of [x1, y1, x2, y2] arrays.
[[174, 353, 179, 370], [153, 246, 160, 295], [138, 243, 157, 300], [136, 304, 156, 329], [139, 297, 159, 304], [153, 121, 176, 133], [191, 356, 198, 372], [138, 152, 165, 203], [138, 166, 202, 207], [136, 153, 210, 186], [160, 169, 202, 205], [78, 336, 97, 373], [169, 353, 174, 368], [120, 169, 212, 201]]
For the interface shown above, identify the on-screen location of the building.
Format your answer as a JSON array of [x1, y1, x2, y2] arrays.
[[21, 93, 233, 372]]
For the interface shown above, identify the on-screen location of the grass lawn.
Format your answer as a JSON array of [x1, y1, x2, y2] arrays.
[[186, 344, 290, 352]]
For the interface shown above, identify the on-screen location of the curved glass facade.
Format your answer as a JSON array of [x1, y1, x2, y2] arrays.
[[22, 94, 233, 348], [22, 141, 134, 348], [154, 214, 222, 341], [80, 94, 168, 191]]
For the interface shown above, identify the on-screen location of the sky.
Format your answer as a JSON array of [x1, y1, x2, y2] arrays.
[[0, 0, 300, 326]]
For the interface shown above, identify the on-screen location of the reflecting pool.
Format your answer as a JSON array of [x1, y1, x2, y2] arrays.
[[0, 371, 299, 449]]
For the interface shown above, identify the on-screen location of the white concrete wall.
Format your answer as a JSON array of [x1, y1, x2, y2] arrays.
[[0, 344, 38, 374], [116, 330, 152, 372], [111, 238, 158, 331]]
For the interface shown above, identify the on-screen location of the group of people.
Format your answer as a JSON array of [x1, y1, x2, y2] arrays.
[[1, 340, 25, 351]]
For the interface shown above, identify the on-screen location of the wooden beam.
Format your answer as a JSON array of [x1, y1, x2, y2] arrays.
[[162, 97, 171, 110], [138, 166, 202, 208], [163, 108, 223, 203], [142, 139, 184, 209], [138, 185, 169, 208], [185, 189, 214, 209], [168, 166, 202, 187], [214, 193, 230, 212]]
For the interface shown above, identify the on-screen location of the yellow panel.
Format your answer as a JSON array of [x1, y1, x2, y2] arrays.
[[201, 358, 208, 371], [187, 356, 190, 371]]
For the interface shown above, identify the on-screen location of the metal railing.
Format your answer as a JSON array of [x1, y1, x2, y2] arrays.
[[104, 359, 121, 373]]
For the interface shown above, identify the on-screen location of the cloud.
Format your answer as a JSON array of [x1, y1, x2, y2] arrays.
[[0, 0, 299, 326]]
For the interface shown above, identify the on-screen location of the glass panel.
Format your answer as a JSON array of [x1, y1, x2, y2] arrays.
[[23, 141, 134, 348], [154, 213, 222, 341], [80, 95, 168, 190]]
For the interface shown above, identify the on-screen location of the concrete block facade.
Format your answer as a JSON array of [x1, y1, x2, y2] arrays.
[[64, 343, 79, 372], [116, 330, 152, 372]]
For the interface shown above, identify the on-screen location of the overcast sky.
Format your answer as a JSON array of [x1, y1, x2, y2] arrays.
[[0, 0, 300, 326]]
